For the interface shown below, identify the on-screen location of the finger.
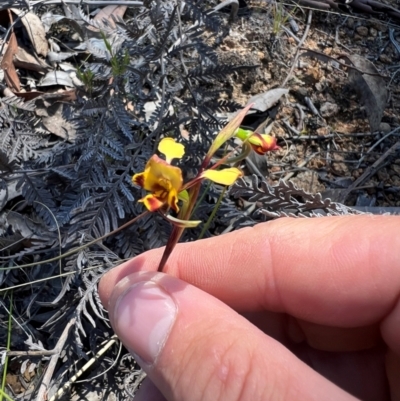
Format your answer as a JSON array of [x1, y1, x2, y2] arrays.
[[381, 297, 400, 355], [291, 342, 389, 401], [108, 271, 358, 401], [134, 378, 167, 401], [99, 215, 400, 329], [295, 319, 381, 352], [385, 348, 400, 400]]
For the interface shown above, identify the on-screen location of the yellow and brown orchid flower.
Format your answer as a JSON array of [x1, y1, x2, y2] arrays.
[[235, 128, 280, 155], [132, 138, 185, 212], [132, 138, 242, 214], [132, 155, 183, 212]]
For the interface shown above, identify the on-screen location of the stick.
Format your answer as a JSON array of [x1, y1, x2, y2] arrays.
[[281, 10, 312, 87], [338, 140, 400, 203], [36, 318, 76, 401], [49, 335, 119, 401]]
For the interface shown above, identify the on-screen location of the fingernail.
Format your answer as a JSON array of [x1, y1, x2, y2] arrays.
[[114, 281, 177, 365]]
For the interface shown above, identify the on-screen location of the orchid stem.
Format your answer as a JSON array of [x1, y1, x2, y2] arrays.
[[198, 186, 226, 240], [190, 180, 211, 217], [158, 184, 201, 272]]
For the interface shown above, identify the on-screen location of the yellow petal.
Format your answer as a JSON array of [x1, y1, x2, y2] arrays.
[[143, 155, 183, 192], [158, 138, 185, 163], [201, 168, 243, 185], [166, 215, 202, 228], [248, 133, 264, 146], [140, 194, 164, 211]]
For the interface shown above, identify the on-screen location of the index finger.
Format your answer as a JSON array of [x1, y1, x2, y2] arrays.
[[99, 215, 400, 328]]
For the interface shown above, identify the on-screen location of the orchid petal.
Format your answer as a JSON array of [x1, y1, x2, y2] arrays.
[[133, 154, 184, 212], [249, 133, 280, 154], [158, 137, 185, 163], [204, 103, 254, 166], [132, 171, 147, 188], [167, 188, 180, 212], [140, 194, 164, 211], [201, 167, 243, 185], [144, 155, 183, 191]]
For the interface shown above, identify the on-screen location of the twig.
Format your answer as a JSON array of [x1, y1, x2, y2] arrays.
[[281, 10, 312, 87], [281, 25, 301, 43], [389, 28, 400, 55], [356, 126, 400, 168], [388, 67, 400, 86], [281, 119, 300, 135], [49, 335, 119, 401], [176, 4, 188, 75], [299, 47, 386, 78], [0, 262, 108, 292], [283, 152, 319, 181], [294, 102, 305, 131], [304, 96, 321, 117], [0, 300, 31, 339], [37, 318, 76, 401], [338, 140, 400, 203], [334, 23, 352, 52], [246, 155, 267, 178], [213, 0, 239, 22]]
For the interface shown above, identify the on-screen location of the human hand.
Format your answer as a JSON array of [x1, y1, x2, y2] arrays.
[[99, 215, 400, 401]]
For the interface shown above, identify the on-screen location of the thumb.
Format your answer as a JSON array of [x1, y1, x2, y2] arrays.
[[105, 271, 357, 401]]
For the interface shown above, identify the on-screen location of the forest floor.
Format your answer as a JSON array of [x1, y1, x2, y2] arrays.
[[1, 0, 400, 400], [216, 0, 400, 209]]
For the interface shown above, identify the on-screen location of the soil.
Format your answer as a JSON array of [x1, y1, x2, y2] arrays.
[[216, 2, 400, 207]]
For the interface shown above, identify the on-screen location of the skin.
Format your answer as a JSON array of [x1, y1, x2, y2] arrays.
[[99, 215, 400, 401]]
